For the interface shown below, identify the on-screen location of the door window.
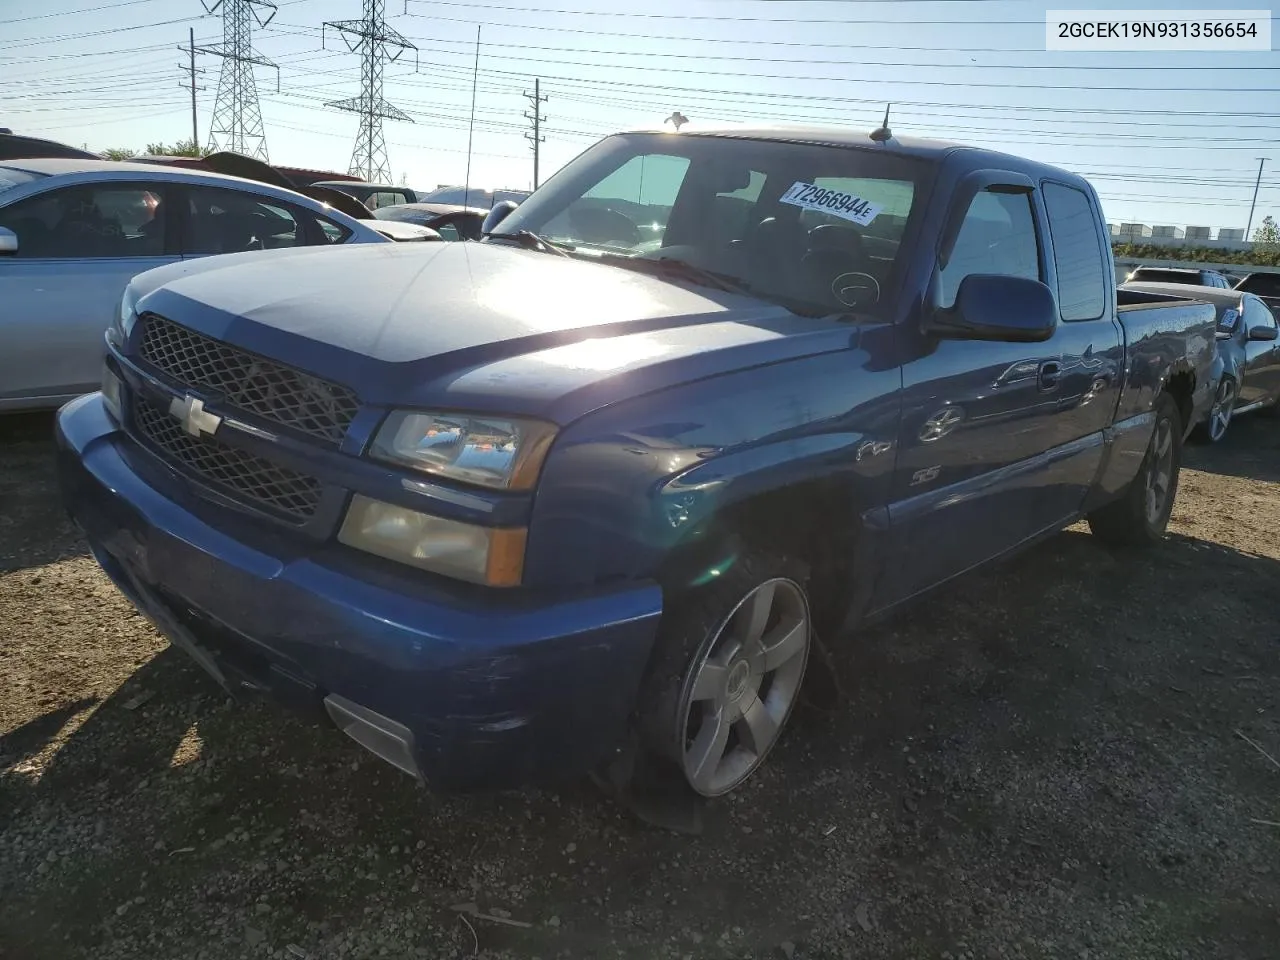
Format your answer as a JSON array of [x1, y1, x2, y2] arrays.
[[1043, 182, 1107, 321], [1244, 296, 1278, 335], [316, 216, 351, 245], [938, 190, 1041, 308], [0, 183, 165, 258], [184, 188, 317, 255]]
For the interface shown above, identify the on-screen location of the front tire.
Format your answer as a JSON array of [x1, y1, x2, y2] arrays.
[[1191, 377, 1235, 444], [1088, 394, 1182, 546], [637, 550, 812, 798]]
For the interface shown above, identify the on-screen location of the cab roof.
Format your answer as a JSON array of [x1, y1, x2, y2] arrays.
[[621, 123, 1090, 187]]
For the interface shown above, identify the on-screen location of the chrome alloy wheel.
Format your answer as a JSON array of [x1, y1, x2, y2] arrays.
[[1208, 379, 1235, 442], [677, 578, 810, 797], [1145, 416, 1176, 526]]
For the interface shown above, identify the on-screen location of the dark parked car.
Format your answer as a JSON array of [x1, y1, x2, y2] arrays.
[[59, 126, 1215, 809], [311, 181, 417, 211], [419, 185, 530, 208], [373, 202, 487, 241], [0, 130, 103, 162], [1124, 281, 1280, 442], [1125, 266, 1233, 289], [1233, 272, 1280, 316]]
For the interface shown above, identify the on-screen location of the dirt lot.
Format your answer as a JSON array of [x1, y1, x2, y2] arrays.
[[1, 411, 1278, 960]]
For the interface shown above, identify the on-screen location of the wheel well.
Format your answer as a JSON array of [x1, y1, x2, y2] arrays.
[[657, 478, 856, 635], [1164, 369, 1195, 432]]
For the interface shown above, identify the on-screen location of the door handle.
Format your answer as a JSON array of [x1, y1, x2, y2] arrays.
[[1038, 360, 1061, 391]]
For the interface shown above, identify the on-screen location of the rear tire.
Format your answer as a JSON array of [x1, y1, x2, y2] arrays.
[[1191, 377, 1235, 444], [1088, 394, 1182, 546]]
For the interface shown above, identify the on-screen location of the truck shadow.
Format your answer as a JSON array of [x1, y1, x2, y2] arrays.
[[0, 415, 86, 572], [4, 522, 1280, 957], [1182, 414, 1280, 483]]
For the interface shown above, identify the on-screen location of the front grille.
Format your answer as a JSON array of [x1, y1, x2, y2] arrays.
[[136, 314, 359, 446], [134, 395, 322, 523]]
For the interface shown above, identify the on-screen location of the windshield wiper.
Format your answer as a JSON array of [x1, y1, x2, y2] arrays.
[[486, 230, 572, 257], [598, 254, 755, 295], [599, 255, 834, 318]]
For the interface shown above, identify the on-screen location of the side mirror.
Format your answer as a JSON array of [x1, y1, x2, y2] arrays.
[[926, 274, 1057, 343], [0, 226, 17, 255], [1248, 323, 1279, 342], [482, 200, 519, 235]]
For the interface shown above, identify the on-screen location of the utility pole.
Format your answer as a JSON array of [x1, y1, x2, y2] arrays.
[[177, 28, 205, 151], [1246, 157, 1269, 242], [323, 0, 418, 184], [196, 1, 280, 160], [523, 78, 547, 190]]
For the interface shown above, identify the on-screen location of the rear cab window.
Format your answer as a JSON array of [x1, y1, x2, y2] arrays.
[[1042, 182, 1107, 321]]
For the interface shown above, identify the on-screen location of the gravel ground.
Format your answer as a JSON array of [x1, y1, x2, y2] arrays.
[[2, 410, 1278, 960]]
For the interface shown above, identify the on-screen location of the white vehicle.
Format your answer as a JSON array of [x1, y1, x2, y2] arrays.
[[0, 159, 392, 413]]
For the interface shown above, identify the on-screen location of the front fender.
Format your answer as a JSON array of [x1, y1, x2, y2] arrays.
[[522, 340, 902, 589]]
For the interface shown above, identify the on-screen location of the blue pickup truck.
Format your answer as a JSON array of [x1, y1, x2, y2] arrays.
[[57, 126, 1216, 803]]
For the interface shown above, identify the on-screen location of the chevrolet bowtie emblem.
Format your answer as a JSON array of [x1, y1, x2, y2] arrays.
[[169, 394, 221, 438]]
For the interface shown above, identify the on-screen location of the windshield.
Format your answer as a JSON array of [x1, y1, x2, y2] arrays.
[[1237, 274, 1280, 297], [0, 168, 42, 195], [495, 133, 934, 315], [373, 205, 425, 223]]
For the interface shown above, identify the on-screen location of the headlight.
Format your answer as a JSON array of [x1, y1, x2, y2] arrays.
[[338, 494, 526, 586], [101, 365, 123, 423], [115, 286, 140, 341], [369, 411, 557, 490]]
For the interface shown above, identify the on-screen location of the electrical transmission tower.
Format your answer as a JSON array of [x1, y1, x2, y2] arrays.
[[524, 79, 547, 189], [196, 0, 279, 161], [323, 0, 418, 184]]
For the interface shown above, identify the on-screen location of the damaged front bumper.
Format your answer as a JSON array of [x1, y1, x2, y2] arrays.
[[56, 393, 664, 790]]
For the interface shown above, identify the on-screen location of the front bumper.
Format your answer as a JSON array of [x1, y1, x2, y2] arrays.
[[56, 393, 663, 790]]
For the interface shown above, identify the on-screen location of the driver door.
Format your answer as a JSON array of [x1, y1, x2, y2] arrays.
[[877, 185, 1071, 609]]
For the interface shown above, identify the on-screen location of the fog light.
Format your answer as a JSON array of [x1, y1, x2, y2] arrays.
[[101, 367, 123, 422], [338, 494, 525, 586]]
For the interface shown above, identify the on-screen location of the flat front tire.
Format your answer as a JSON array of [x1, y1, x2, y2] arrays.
[[1088, 394, 1182, 546], [637, 550, 812, 798]]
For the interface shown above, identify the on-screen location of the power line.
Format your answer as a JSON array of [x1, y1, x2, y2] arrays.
[[412, 57, 1280, 121], [411, 33, 1280, 73], [402, 0, 1277, 26], [404, 42, 1280, 94], [0, 0, 168, 26], [0, 15, 206, 51]]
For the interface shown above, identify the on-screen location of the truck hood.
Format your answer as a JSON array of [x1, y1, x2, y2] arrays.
[[133, 242, 856, 422]]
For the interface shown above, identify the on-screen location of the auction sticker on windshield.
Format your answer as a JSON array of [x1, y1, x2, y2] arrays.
[[780, 182, 882, 226]]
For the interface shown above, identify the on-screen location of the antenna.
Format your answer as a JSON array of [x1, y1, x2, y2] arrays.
[[463, 25, 481, 210], [870, 104, 893, 143]]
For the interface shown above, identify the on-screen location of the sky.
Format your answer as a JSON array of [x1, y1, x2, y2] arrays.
[[2, 0, 1278, 233]]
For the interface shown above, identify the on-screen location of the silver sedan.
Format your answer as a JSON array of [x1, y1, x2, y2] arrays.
[[0, 158, 390, 413]]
